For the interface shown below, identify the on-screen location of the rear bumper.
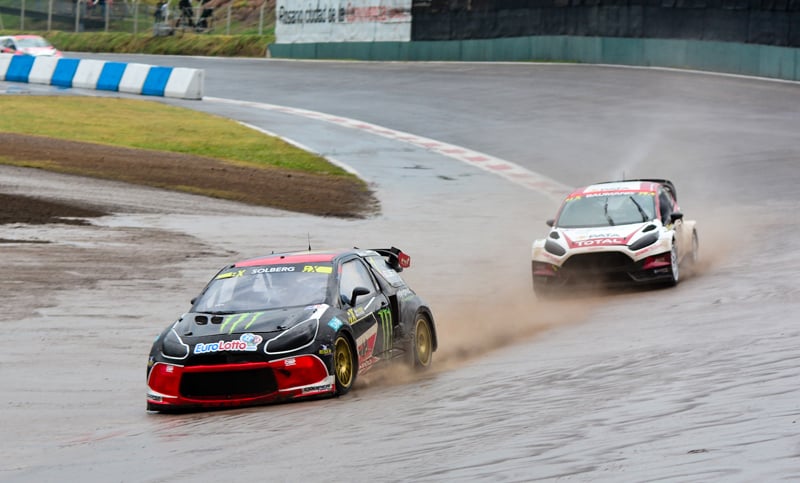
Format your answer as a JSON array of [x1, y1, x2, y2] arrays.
[[146, 355, 334, 411]]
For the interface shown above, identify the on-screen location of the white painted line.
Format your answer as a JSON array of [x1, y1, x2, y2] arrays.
[[205, 96, 571, 201]]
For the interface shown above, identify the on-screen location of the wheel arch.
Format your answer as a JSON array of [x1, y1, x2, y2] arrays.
[[415, 306, 438, 352]]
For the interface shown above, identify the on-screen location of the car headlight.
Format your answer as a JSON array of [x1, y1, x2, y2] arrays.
[[545, 239, 566, 256], [161, 329, 189, 359], [629, 232, 659, 251], [265, 318, 319, 354]]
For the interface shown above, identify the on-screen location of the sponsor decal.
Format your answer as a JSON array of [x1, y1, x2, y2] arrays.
[[193, 333, 263, 354], [572, 238, 625, 247], [377, 308, 392, 353], [328, 317, 343, 331], [318, 344, 332, 355], [302, 383, 332, 394], [357, 324, 378, 364], [216, 269, 246, 280], [252, 266, 295, 273], [346, 309, 357, 324], [147, 394, 163, 402], [284, 358, 297, 366], [359, 356, 379, 372], [585, 190, 655, 198], [303, 265, 333, 274], [582, 233, 627, 239], [220, 312, 264, 334]]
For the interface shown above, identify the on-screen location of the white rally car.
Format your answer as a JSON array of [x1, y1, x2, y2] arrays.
[[531, 179, 698, 296]]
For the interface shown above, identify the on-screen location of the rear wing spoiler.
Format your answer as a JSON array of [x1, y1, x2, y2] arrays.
[[634, 178, 677, 200], [608, 178, 678, 201], [372, 247, 411, 272]]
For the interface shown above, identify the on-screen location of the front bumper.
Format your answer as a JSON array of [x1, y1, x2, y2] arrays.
[[532, 248, 674, 286], [146, 354, 334, 411]]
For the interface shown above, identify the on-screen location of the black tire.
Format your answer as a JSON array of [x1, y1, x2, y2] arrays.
[[688, 230, 699, 265], [410, 313, 433, 369], [333, 333, 356, 396], [666, 241, 680, 286]]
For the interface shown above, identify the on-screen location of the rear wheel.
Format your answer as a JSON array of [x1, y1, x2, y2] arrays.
[[688, 231, 699, 265], [333, 334, 355, 395], [410, 314, 433, 369]]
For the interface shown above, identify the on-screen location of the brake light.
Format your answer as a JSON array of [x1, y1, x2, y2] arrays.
[[398, 251, 411, 269]]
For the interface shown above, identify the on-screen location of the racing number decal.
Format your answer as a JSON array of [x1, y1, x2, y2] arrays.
[[377, 308, 392, 353]]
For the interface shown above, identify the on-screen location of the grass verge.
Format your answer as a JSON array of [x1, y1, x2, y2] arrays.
[[0, 96, 348, 176]]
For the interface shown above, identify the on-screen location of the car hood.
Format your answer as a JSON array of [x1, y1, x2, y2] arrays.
[[558, 224, 652, 248], [176, 305, 324, 338]]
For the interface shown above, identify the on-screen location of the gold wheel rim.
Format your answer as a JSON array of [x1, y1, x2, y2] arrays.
[[334, 336, 353, 388], [415, 318, 432, 366]]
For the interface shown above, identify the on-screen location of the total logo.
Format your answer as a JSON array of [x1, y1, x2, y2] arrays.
[[573, 238, 624, 247], [194, 333, 263, 354]]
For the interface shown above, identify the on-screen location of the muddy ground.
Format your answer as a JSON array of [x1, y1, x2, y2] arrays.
[[0, 132, 378, 222]]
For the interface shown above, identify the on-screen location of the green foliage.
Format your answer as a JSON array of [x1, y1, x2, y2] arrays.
[[41, 31, 274, 57]]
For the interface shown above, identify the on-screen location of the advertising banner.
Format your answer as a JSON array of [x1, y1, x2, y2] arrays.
[[276, 0, 412, 44]]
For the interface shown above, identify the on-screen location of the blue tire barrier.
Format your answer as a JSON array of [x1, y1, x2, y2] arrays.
[[0, 53, 204, 99]]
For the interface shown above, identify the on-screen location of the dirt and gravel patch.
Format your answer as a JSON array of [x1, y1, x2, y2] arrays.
[[0, 133, 379, 222]]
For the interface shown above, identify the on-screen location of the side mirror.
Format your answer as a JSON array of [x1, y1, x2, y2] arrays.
[[546, 219, 555, 227], [670, 211, 684, 223], [349, 286, 370, 306]]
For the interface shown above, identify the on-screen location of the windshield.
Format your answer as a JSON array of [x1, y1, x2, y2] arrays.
[[556, 192, 656, 228], [16, 37, 51, 48], [192, 263, 332, 313]]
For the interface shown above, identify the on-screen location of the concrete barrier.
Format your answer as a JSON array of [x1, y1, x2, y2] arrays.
[[0, 54, 204, 99], [0, 54, 10, 80], [28, 56, 60, 85], [268, 37, 800, 82]]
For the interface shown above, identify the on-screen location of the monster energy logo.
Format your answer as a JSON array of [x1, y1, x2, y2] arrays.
[[378, 308, 392, 354], [219, 312, 264, 334]]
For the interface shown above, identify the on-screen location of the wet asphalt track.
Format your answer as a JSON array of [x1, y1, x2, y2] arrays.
[[1, 56, 800, 482]]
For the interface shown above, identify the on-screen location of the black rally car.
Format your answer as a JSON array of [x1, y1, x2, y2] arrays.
[[147, 247, 437, 412]]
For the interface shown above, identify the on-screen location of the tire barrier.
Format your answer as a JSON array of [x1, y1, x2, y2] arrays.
[[0, 53, 204, 99]]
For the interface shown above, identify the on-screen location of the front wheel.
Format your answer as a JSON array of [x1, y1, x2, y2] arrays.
[[410, 314, 433, 369], [666, 241, 680, 286], [333, 334, 356, 396]]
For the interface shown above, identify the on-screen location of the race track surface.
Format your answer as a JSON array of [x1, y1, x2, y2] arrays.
[[2, 58, 800, 482]]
